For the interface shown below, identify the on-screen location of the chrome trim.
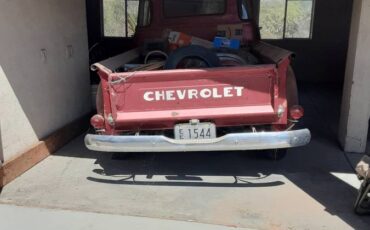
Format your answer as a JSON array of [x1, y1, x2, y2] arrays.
[[85, 129, 311, 152]]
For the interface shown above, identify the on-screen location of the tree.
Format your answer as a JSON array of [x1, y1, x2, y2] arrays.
[[259, 0, 313, 39], [103, 0, 139, 37]]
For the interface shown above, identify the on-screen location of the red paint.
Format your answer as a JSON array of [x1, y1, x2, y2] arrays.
[[96, 62, 293, 134], [92, 0, 303, 135]]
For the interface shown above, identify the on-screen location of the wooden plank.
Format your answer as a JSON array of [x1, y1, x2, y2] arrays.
[[91, 48, 140, 72], [0, 114, 91, 188]]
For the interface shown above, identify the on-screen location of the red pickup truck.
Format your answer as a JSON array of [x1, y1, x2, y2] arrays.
[[85, 0, 311, 159]]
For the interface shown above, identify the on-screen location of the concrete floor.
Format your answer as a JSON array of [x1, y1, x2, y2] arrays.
[[1, 84, 370, 229], [0, 204, 249, 230]]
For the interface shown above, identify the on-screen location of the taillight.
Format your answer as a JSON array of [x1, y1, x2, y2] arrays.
[[290, 105, 304, 120], [91, 114, 105, 129]]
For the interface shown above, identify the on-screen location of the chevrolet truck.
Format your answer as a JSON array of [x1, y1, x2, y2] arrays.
[[85, 0, 311, 160]]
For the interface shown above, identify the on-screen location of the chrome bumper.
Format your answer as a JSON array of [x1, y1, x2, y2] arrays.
[[85, 129, 311, 152]]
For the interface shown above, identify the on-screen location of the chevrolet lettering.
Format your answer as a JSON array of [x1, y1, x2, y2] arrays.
[[143, 87, 244, 102]]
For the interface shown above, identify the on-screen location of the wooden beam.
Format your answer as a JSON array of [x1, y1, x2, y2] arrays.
[[0, 114, 91, 188]]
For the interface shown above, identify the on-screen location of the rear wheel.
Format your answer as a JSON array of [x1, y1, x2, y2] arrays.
[[263, 66, 296, 161], [265, 149, 288, 161]]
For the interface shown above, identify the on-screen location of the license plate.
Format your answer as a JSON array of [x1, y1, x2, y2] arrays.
[[174, 123, 216, 140]]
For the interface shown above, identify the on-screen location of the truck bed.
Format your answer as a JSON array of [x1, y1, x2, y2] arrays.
[[110, 65, 279, 130], [93, 42, 292, 135]]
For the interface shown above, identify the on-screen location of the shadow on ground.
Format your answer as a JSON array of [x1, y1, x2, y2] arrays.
[[50, 83, 370, 229], [56, 134, 370, 229], [2, 83, 369, 229], [87, 151, 286, 188]]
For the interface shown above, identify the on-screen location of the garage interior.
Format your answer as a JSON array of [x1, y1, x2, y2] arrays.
[[0, 0, 370, 229]]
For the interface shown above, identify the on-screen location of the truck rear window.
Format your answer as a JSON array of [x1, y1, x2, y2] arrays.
[[163, 0, 226, 18]]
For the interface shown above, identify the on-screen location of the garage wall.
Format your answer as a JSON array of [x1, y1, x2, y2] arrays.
[[0, 0, 91, 162], [339, 0, 370, 153], [266, 0, 353, 83]]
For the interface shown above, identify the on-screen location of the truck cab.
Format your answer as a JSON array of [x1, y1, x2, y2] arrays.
[[134, 0, 258, 45], [85, 0, 311, 159]]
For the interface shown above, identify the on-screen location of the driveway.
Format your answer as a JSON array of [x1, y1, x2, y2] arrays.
[[0, 84, 369, 229]]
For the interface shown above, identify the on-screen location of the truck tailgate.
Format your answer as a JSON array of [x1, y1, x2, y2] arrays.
[[106, 65, 282, 130]]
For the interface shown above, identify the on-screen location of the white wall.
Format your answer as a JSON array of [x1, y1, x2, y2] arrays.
[[0, 0, 91, 162], [339, 0, 370, 153]]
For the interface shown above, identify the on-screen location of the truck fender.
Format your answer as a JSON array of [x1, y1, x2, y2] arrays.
[[96, 83, 103, 115], [286, 66, 299, 108]]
